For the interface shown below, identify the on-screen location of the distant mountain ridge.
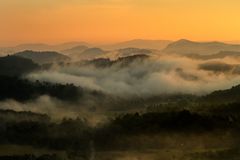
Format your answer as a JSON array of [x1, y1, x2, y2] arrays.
[[15, 50, 70, 64], [68, 47, 107, 61], [61, 45, 89, 55], [186, 51, 240, 60], [163, 39, 240, 55], [101, 39, 172, 50], [81, 54, 150, 68], [0, 41, 89, 55], [3, 39, 240, 59], [117, 48, 152, 57]]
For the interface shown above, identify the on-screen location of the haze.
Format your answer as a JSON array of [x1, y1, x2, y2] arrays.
[[1, 0, 240, 46]]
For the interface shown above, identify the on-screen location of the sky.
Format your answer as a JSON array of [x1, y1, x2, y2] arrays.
[[0, 0, 240, 46]]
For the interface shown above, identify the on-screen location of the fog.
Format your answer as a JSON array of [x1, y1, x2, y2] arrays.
[[0, 50, 239, 159], [0, 95, 107, 125], [2, 52, 239, 122], [25, 54, 240, 96]]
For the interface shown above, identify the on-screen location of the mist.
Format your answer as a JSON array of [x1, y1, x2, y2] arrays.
[[25, 54, 240, 96], [0, 95, 108, 126]]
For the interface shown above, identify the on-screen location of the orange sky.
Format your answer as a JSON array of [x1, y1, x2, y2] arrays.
[[0, 0, 240, 46]]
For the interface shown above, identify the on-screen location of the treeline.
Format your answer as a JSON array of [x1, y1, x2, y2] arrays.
[[0, 108, 240, 152], [0, 154, 59, 160], [0, 56, 39, 77], [0, 76, 83, 102], [0, 116, 92, 151], [201, 84, 240, 104], [0, 109, 50, 123], [79, 54, 149, 68]]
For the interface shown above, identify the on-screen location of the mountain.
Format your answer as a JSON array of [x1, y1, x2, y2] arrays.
[[101, 39, 172, 50], [82, 54, 149, 68], [116, 48, 153, 57], [15, 50, 70, 64], [53, 42, 89, 51], [114, 54, 149, 66], [186, 51, 240, 60], [96, 47, 155, 60], [15, 42, 89, 52], [0, 55, 39, 76], [0, 42, 89, 55], [61, 45, 89, 55], [70, 47, 107, 61], [163, 39, 240, 55], [14, 43, 51, 51]]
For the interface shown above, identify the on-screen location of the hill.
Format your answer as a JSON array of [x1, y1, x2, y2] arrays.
[[15, 50, 70, 64], [101, 39, 172, 50], [202, 84, 240, 104], [116, 48, 152, 57], [0, 56, 39, 76], [186, 51, 240, 60], [163, 39, 240, 55], [0, 76, 83, 102], [69, 47, 107, 61], [0, 41, 89, 55], [82, 54, 150, 68], [61, 45, 88, 55]]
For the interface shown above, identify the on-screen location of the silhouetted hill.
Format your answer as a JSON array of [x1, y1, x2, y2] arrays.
[[15, 50, 70, 64], [102, 39, 172, 50], [61, 45, 88, 55], [0, 42, 89, 55], [70, 47, 107, 60], [197, 61, 240, 75], [198, 61, 234, 73], [117, 48, 152, 57], [186, 51, 240, 60], [82, 54, 149, 67], [14, 42, 89, 51], [105, 110, 233, 133], [202, 84, 240, 103], [163, 39, 240, 55], [0, 76, 83, 102], [115, 54, 149, 64], [53, 41, 89, 51], [0, 55, 39, 76]]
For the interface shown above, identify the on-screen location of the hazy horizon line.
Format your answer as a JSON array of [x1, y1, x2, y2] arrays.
[[2, 38, 240, 48]]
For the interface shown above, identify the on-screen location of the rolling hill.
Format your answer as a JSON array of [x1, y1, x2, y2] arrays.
[[163, 39, 240, 55], [15, 50, 70, 64], [186, 51, 240, 60], [0, 41, 89, 55], [101, 39, 172, 50], [82, 54, 150, 68], [69, 47, 107, 61], [0, 55, 39, 76], [61, 45, 88, 55]]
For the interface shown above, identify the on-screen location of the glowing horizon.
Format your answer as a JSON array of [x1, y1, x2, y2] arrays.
[[1, 0, 240, 46]]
